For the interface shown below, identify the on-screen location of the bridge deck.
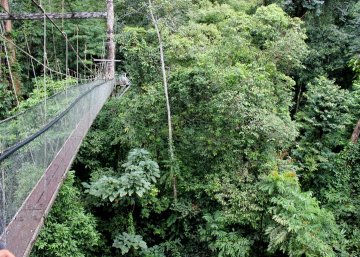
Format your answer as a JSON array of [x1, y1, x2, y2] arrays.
[[0, 80, 114, 257]]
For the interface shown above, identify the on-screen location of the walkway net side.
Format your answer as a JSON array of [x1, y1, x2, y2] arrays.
[[0, 80, 98, 151], [0, 79, 114, 239]]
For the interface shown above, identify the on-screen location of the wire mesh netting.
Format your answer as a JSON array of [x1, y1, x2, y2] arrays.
[[0, 80, 97, 151], [0, 79, 114, 244]]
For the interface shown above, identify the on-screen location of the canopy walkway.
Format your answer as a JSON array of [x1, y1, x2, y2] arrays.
[[0, 0, 118, 254], [0, 79, 114, 256]]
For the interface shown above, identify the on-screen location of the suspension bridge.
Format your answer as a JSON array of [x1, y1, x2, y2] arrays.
[[0, 0, 122, 256]]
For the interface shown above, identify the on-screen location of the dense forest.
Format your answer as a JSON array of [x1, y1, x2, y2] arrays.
[[1, 0, 360, 256]]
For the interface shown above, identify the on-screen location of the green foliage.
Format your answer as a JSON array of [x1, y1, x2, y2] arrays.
[[278, 0, 325, 16], [75, 98, 124, 172], [302, 23, 350, 86], [199, 169, 347, 257], [297, 77, 351, 143], [199, 212, 251, 257], [294, 77, 353, 184], [321, 144, 360, 255], [75, 2, 324, 256], [165, 3, 304, 176], [273, 0, 357, 89], [350, 56, 360, 75], [113, 232, 148, 255], [84, 148, 160, 201], [349, 80, 360, 119], [261, 171, 346, 257], [12, 163, 42, 210], [23, 0, 360, 256], [143, 240, 182, 257], [347, 1, 360, 59], [31, 172, 100, 257], [12, 77, 77, 113], [215, 0, 261, 13], [0, 83, 13, 119], [116, 26, 161, 86]]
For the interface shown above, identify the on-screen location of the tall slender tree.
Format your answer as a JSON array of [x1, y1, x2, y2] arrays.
[[1, 0, 21, 103], [148, 0, 177, 201]]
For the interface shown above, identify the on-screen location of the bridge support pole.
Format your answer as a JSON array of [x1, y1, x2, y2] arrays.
[[106, 0, 115, 80]]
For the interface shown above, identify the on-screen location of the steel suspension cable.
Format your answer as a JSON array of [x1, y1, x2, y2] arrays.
[[1, 166, 5, 246], [51, 25, 60, 79], [41, 0, 48, 219], [24, 32, 38, 86], [76, 25, 79, 83], [0, 1, 12, 249], [2, 1, 100, 77], [30, 0, 92, 74], [43, 2, 47, 124], [0, 33, 76, 79]]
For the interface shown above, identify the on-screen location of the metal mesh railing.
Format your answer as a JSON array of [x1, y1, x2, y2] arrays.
[[0, 81, 100, 152], [0, 79, 114, 247]]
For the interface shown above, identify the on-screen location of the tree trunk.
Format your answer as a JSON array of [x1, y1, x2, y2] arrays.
[[106, 0, 115, 80], [148, 0, 177, 202], [1, 0, 11, 32], [1, 0, 21, 99], [351, 119, 360, 144]]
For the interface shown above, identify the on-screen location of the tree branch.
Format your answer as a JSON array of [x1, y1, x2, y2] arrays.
[[351, 119, 360, 144]]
